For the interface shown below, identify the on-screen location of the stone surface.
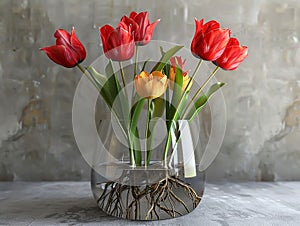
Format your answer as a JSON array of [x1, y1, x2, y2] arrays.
[[0, 182, 300, 225], [0, 0, 300, 181]]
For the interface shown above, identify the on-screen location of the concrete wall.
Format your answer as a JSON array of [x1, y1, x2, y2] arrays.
[[0, 0, 299, 181]]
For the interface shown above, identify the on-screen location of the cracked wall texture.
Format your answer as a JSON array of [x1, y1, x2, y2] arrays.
[[0, 0, 299, 181]]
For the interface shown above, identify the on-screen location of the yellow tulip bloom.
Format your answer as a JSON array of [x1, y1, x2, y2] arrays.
[[169, 56, 192, 92], [169, 67, 192, 92], [134, 71, 168, 99]]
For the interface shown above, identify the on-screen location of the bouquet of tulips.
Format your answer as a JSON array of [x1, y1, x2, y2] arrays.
[[41, 12, 247, 167], [41, 11, 247, 220]]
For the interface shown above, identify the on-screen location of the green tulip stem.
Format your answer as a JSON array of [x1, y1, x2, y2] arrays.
[[119, 61, 130, 114], [76, 63, 85, 73], [168, 131, 182, 168], [131, 46, 139, 105], [182, 66, 220, 119], [119, 61, 127, 87], [77, 64, 137, 166], [145, 99, 151, 167], [134, 46, 139, 76], [185, 59, 203, 93]]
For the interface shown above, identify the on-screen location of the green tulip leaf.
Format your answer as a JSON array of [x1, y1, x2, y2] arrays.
[[130, 98, 146, 132], [85, 66, 111, 107], [151, 45, 183, 72], [129, 98, 146, 166], [86, 66, 107, 88], [86, 63, 129, 142], [174, 92, 188, 121], [145, 97, 165, 165], [148, 97, 165, 143], [164, 62, 171, 78], [104, 60, 122, 97], [186, 82, 225, 121], [141, 59, 151, 72], [159, 46, 165, 56], [163, 62, 171, 120], [102, 60, 129, 125], [169, 63, 183, 122], [132, 128, 142, 165], [152, 97, 165, 119]]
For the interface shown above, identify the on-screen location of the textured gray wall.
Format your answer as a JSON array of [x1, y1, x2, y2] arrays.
[[0, 0, 299, 181]]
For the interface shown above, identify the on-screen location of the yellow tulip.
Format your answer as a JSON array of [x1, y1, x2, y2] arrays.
[[134, 71, 168, 99], [169, 67, 192, 92], [169, 56, 192, 92]]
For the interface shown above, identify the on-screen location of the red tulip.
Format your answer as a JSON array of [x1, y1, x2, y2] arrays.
[[214, 38, 248, 70], [100, 24, 135, 61], [191, 18, 230, 61], [40, 27, 86, 68], [120, 11, 160, 46]]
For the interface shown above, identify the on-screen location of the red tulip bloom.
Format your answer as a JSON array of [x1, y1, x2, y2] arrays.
[[214, 38, 248, 70], [191, 18, 230, 61], [120, 11, 160, 46], [40, 27, 86, 68], [100, 24, 135, 61]]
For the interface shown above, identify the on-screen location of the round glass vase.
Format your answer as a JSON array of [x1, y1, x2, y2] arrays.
[[71, 41, 226, 221], [90, 119, 205, 221]]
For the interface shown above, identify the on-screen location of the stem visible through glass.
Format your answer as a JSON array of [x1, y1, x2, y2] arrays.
[[77, 64, 134, 165], [118, 61, 137, 166], [145, 99, 151, 167]]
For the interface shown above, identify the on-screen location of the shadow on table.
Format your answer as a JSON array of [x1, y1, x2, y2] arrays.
[[3, 197, 117, 224]]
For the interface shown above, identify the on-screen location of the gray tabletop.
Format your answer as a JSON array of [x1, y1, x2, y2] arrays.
[[0, 182, 299, 225]]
